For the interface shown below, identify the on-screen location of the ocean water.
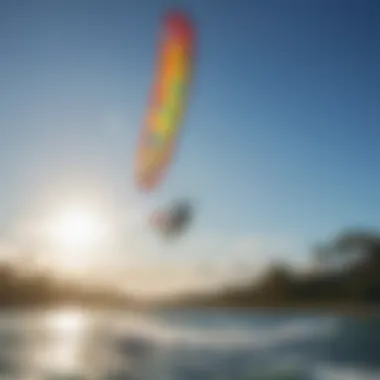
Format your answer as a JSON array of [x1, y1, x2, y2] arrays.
[[0, 308, 378, 380]]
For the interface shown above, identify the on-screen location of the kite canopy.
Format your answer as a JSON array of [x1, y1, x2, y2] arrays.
[[134, 10, 195, 191]]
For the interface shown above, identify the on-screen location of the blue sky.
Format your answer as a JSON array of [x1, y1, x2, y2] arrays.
[[0, 0, 380, 275]]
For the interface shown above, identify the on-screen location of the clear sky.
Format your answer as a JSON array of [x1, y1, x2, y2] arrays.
[[0, 0, 380, 287]]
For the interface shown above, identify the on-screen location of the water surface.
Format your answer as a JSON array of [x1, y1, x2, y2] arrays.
[[0, 308, 378, 380]]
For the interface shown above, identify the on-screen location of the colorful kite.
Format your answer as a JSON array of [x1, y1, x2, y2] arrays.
[[135, 10, 195, 191]]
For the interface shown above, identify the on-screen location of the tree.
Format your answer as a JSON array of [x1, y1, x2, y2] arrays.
[[314, 229, 380, 302], [256, 264, 294, 302], [314, 229, 380, 272]]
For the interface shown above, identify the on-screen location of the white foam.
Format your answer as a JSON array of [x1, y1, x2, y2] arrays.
[[313, 363, 380, 380]]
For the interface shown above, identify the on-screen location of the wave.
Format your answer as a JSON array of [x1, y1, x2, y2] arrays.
[[110, 313, 339, 350]]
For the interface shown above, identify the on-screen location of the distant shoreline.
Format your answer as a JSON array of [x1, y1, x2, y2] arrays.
[[0, 301, 379, 318], [160, 301, 380, 317]]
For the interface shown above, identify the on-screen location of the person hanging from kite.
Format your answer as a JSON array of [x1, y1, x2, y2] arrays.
[[149, 200, 193, 238]]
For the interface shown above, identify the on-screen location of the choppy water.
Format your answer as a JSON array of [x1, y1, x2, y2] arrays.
[[0, 308, 378, 380]]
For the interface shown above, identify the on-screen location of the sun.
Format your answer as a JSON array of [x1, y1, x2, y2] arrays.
[[42, 203, 110, 273], [49, 205, 109, 252], [50, 208, 105, 251]]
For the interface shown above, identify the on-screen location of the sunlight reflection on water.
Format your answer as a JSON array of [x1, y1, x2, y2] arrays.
[[35, 309, 87, 375], [13, 308, 114, 380]]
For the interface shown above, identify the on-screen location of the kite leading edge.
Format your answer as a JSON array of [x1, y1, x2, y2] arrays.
[[134, 10, 195, 192]]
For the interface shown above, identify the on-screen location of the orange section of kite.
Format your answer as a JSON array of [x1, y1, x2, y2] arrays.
[[135, 10, 195, 191]]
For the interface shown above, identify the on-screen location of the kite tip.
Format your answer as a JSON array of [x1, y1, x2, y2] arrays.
[[164, 8, 195, 40]]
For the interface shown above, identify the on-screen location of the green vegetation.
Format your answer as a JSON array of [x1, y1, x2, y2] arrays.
[[172, 228, 380, 312], [0, 263, 135, 309]]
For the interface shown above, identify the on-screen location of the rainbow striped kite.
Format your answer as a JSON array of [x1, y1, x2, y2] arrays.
[[135, 10, 195, 191]]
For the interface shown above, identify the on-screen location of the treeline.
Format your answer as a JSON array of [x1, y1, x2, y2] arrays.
[[1, 227, 380, 311], [0, 263, 134, 309], [174, 229, 380, 310]]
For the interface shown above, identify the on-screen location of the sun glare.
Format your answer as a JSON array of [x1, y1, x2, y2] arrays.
[[41, 203, 111, 273], [51, 208, 104, 251]]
